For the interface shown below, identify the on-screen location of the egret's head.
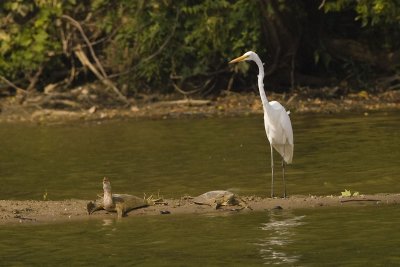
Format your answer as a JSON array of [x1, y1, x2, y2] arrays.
[[103, 177, 112, 192], [229, 51, 257, 64]]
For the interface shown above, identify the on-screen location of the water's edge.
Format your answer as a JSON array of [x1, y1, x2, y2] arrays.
[[1, 193, 399, 225]]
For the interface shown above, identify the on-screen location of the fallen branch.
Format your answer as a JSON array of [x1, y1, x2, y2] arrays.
[[376, 74, 400, 90], [340, 199, 380, 203], [61, 15, 108, 78], [62, 14, 129, 105], [0, 76, 26, 94], [171, 81, 202, 96], [318, 0, 326, 9], [153, 99, 211, 107], [74, 46, 128, 104], [26, 66, 43, 92], [170, 70, 223, 96]]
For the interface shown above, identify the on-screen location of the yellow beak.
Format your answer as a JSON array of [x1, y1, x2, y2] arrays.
[[229, 54, 249, 64]]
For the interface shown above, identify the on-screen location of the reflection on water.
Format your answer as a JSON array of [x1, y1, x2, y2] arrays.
[[256, 211, 305, 265], [1, 207, 400, 265], [102, 218, 114, 227]]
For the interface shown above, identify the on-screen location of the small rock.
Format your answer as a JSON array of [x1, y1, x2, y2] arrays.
[[131, 106, 140, 112], [272, 205, 283, 210], [160, 210, 171, 215], [88, 106, 97, 114]]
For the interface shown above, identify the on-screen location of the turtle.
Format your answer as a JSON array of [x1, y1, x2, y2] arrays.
[[87, 177, 154, 218], [192, 190, 251, 210]]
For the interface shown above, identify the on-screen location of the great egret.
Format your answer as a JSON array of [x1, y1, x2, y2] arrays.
[[229, 51, 293, 198]]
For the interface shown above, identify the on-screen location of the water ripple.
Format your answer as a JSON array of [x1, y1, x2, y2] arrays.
[[255, 213, 305, 265]]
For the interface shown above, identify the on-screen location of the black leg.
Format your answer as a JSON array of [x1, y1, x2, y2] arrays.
[[282, 159, 286, 198], [270, 146, 274, 198]]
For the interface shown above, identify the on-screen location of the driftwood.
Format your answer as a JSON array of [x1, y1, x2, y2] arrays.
[[61, 15, 108, 78], [377, 75, 400, 91], [171, 80, 202, 96], [73, 46, 127, 103], [26, 66, 43, 93], [340, 199, 380, 203], [0, 76, 26, 94], [170, 69, 227, 96], [153, 99, 211, 107]]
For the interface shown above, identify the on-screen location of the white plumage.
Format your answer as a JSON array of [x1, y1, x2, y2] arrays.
[[229, 51, 294, 197]]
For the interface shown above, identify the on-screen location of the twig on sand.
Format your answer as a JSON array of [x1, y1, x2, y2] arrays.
[[340, 199, 380, 203]]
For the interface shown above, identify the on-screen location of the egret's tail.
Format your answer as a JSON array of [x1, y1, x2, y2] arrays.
[[273, 143, 293, 164]]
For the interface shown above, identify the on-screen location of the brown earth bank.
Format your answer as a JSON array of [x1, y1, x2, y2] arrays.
[[1, 193, 399, 225], [0, 89, 399, 123]]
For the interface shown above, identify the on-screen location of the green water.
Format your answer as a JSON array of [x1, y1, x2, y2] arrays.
[[0, 111, 398, 199], [0, 111, 399, 266], [1, 206, 400, 266]]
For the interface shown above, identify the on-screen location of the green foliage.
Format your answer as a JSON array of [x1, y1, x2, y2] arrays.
[[1, 0, 263, 92], [321, 0, 400, 80], [43, 189, 48, 201], [323, 0, 400, 52], [0, 0, 65, 80], [95, 0, 263, 92], [323, 0, 400, 26], [341, 189, 352, 197], [341, 189, 360, 197], [0, 0, 399, 95]]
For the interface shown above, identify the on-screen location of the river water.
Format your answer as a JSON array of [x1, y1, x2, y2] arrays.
[[0, 111, 399, 265]]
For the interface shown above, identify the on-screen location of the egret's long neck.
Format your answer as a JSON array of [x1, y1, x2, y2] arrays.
[[254, 55, 270, 113]]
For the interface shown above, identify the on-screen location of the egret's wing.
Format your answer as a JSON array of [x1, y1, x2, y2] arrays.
[[280, 110, 293, 145], [268, 101, 294, 164], [278, 111, 294, 164]]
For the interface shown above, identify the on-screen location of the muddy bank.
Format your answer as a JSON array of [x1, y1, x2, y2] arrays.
[[1, 193, 399, 225], [0, 89, 399, 123]]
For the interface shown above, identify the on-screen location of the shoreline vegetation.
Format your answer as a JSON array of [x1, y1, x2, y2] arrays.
[[2, 1, 399, 103], [1, 193, 399, 225], [0, 89, 399, 123]]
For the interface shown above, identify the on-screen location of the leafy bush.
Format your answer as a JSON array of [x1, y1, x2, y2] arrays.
[[0, 0, 399, 97], [96, 0, 263, 93], [0, 1, 63, 80]]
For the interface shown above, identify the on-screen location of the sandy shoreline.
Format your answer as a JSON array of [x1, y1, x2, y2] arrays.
[[1, 194, 399, 225]]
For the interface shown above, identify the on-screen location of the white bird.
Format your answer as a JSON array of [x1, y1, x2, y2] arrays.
[[229, 51, 293, 198]]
